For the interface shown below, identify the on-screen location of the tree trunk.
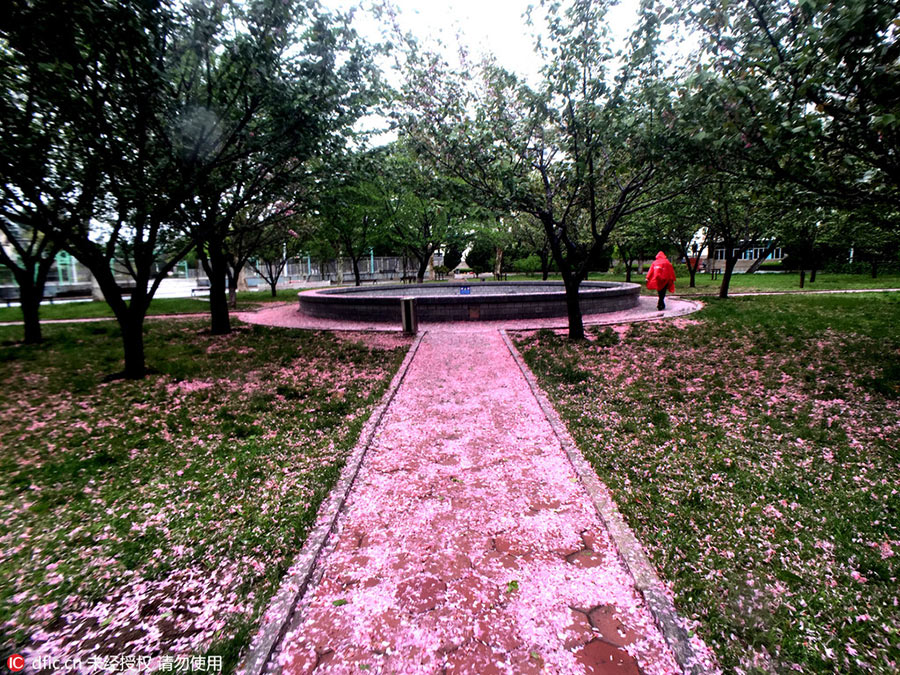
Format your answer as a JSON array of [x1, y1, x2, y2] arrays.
[[624, 259, 633, 283], [718, 257, 739, 298], [563, 276, 585, 340], [71, 252, 150, 379], [237, 267, 249, 292], [96, 276, 150, 380], [227, 264, 242, 308], [91, 273, 104, 301], [871, 262, 878, 278], [352, 257, 362, 286], [122, 277, 155, 379], [257, 258, 287, 294], [416, 255, 429, 283], [203, 241, 231, 335], [121, 313, 147, 379], [744, 241, 778, 274], [810, 266, 817, 283], [493, 247, 504, 279], [540, 211, 585, 340], [9, 258, 55, 345], [540, 252, 550, 280], [687, 258, 698, 288], [799, 269, 806, 288], [19, 282, 43, 344]]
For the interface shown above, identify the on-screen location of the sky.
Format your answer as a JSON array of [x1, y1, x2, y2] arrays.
[[321, 0, 643, 86], [319, 0, 648, 143]]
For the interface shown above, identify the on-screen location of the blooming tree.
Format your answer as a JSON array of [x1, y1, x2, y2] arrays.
[[400, 0, 682, 338]]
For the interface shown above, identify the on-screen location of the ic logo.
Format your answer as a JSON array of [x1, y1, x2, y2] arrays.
[[7, 655, 25, 672]]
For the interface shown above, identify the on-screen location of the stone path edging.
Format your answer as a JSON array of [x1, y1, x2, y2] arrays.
[[499, 329, 715, 675], [239, 332, 426, 675]]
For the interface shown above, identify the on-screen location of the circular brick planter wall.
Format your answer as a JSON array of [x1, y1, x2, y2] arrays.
[[298, 281, 640, 322]]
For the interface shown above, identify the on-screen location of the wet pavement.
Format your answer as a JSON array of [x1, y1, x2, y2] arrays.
[[273, 329, 685, 674]]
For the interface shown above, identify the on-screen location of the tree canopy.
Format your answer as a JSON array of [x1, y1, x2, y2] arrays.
[[680, 0, 899, 210], [1, 0, 379, 375], [1, 0, 897, 362]]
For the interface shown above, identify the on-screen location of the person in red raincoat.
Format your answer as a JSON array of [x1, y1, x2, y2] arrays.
[[645, 251, 676, 310]]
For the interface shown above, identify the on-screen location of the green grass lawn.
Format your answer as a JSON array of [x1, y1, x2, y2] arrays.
[[657, 270, 900, 296], [0, 320, 410, 671], [4, 275, 898, 327], [503, 270, 900, 296], [0, 288, 306, 324], [513, 292, 900, 674], [0, 297, 208, 323]]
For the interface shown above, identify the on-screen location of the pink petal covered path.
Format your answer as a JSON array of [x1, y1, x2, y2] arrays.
[[272, 328, 688, 675]]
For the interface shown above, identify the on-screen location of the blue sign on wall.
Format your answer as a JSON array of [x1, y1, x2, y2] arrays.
[[460, 286, 471, 295]]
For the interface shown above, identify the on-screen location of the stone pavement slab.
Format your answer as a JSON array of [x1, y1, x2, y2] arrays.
[[275, 330, 682, 674]]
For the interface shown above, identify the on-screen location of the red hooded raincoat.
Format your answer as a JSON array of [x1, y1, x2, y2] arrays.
[[645, 252, 676, 292]]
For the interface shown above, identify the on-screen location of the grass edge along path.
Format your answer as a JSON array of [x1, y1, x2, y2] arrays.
[[0, 319, 412, 673], [512, 292, 900, 674], [240, 331, 424, 675], [500, 329, 716, 675]]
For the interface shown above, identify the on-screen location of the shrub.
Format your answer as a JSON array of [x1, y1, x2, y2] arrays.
[[512, 255, 542, 275]]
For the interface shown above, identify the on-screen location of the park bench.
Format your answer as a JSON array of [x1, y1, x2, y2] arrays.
[[0, 286, 61, 306], [0, 286, 17, 307], [400, 275, 417, 284], [710, 268, 722, 280], [329, 277, 379, 285], [191, 278, 211, 296]]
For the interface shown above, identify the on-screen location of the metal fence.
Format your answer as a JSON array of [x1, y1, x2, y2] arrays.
[[281, 256, 419, 282], [1, 253, 440, 301]]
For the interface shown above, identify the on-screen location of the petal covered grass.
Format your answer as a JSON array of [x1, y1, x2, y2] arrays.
[[0, 320, 409, 671], [513, 293, 900, 674]]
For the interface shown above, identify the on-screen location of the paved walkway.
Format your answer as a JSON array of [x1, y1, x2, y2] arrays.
[[274, 329, 682, 674]]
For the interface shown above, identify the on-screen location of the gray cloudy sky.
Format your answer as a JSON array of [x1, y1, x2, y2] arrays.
[[321, 0, 642, 85]]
